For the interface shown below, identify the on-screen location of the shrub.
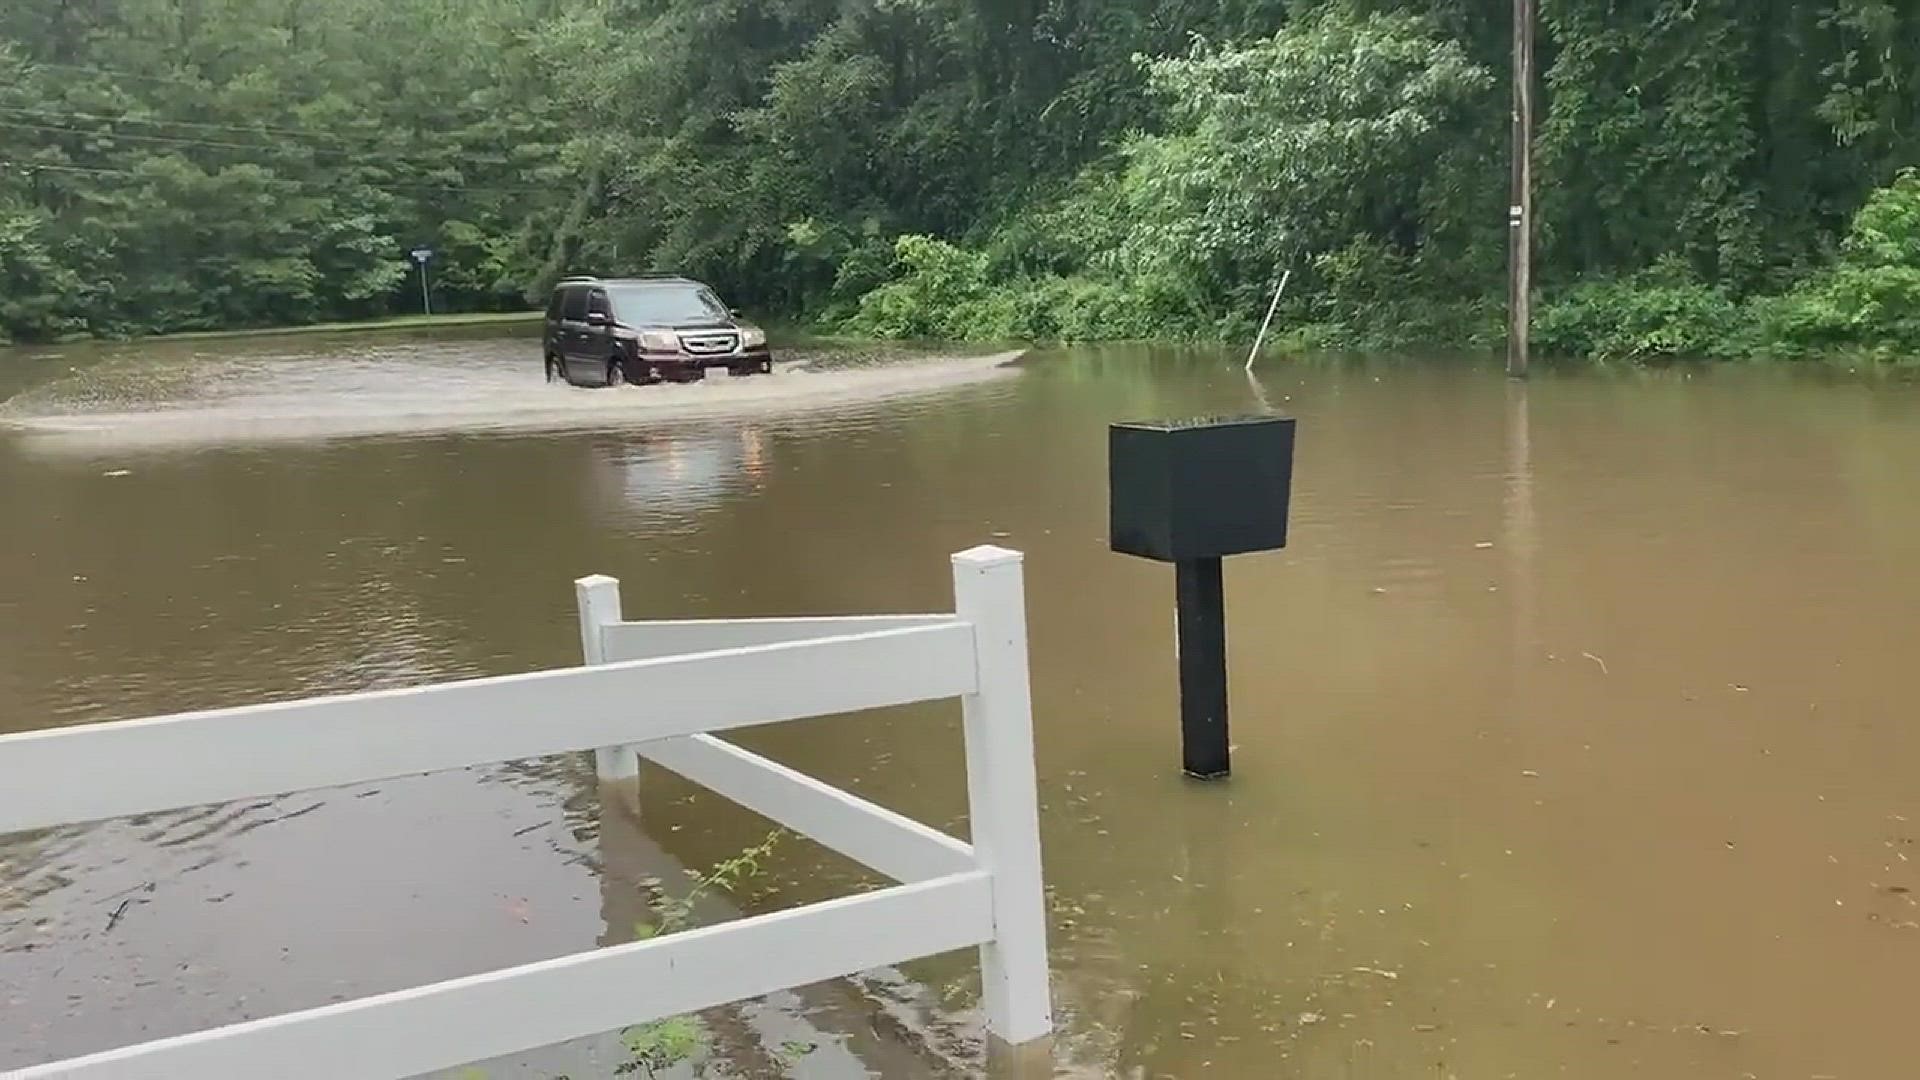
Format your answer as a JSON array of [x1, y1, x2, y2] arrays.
[[844, 234, 1185, 343], [1534, 266, 1744, 360], [1751, 170, 1920, 361], [842, 235, 993, 339]]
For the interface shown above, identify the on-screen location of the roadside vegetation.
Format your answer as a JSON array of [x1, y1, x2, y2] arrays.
[[3, 1, 1917, 362]]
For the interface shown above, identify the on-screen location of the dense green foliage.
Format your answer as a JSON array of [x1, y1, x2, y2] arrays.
[[0, 0, 564, 340], [1534, 171, 1920, 361], [3, 0, 1917, 359]]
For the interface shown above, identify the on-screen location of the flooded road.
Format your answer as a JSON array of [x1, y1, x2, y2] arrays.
[[3, 330, 1917, 1078]]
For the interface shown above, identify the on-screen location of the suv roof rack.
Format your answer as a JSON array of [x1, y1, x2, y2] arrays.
[[555, 273, 699, 288], [600, 273, 695, 284]]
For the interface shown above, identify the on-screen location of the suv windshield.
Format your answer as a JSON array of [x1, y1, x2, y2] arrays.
[[606, 284, 729, 325]]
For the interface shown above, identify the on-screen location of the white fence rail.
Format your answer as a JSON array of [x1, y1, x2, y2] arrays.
[[0, 545, 1051, 1079]]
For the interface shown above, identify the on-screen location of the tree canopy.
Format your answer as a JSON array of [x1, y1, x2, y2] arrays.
[[3, 0, 1917, 358]]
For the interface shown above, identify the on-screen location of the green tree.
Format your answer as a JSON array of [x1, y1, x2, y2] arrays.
[[3, 0, 1918, 358]]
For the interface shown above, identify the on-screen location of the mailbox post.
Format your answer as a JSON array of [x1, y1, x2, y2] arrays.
[[1109, 416, 1296, 779]]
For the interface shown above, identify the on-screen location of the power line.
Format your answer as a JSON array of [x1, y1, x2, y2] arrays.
[[0, 158, 556, 197], [0, 117, 326, 155], [0, 103, 368, 145], [3, 159, 305, 182], [0, 120, 556, 193], [6, 61, 551, 148]]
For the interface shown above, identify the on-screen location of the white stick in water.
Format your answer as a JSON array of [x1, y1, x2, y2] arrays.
[[1244, 269, 1293, 373]]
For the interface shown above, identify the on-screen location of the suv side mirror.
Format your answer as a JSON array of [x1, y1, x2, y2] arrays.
[[585, 311, 610, 327]]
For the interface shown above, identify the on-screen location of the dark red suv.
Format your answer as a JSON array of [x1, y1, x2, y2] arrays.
[[543, 275, 774, 387]]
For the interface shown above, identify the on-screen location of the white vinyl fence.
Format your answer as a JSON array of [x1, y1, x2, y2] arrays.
[[0, 545, 1051, 1079]]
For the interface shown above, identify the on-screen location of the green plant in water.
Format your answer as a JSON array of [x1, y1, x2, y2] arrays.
[[617, 1016, 703, 1077], [640, 828, 783, 938], [615, 829, 785, 1077]]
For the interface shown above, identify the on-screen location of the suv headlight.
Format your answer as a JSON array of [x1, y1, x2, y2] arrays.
[[639, 330, 678, 351], [740, 327, 767, 348]]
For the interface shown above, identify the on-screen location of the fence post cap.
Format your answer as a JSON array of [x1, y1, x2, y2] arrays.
[[952, 545, 1023, 568], [574, 574, 620, 589]]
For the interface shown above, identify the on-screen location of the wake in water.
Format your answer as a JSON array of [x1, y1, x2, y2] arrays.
[[0, 344, 1024, 455]]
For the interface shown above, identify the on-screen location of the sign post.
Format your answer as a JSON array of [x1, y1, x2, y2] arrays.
[[409, 247, 434, 316], [1109, 416, 1297, 779]]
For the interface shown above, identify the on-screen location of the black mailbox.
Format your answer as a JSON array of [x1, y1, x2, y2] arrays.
[[1110, 416, 1296, 561], [1108, 414, 1297, 780]]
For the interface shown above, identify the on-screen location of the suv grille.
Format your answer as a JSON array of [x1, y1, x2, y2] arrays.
[[679, 332, 738, 356]]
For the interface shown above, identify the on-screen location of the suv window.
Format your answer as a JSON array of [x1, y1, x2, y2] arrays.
[[605, 283, 730, 325], [546, 289, 565, 320], [588, 290, 612, 318], [560, 287, 589, 321]]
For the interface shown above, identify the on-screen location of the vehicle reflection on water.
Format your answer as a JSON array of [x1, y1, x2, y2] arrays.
[[590, 426, 770, 528]]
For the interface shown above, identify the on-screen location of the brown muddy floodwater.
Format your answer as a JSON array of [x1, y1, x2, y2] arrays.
[[2, 329, 1917, 1079]]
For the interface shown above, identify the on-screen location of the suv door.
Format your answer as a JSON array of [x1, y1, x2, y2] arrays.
[[585, 288, 616, 379], [544, 288, 566, 362], [558, 286, 591, 375]]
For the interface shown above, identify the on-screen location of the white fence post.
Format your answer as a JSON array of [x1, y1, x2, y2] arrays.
[[575, 575, 640, 787], [950, 546, 1053, 1047]]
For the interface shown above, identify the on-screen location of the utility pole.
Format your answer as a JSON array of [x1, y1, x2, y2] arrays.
[[1507, 0, 1536, 379]]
